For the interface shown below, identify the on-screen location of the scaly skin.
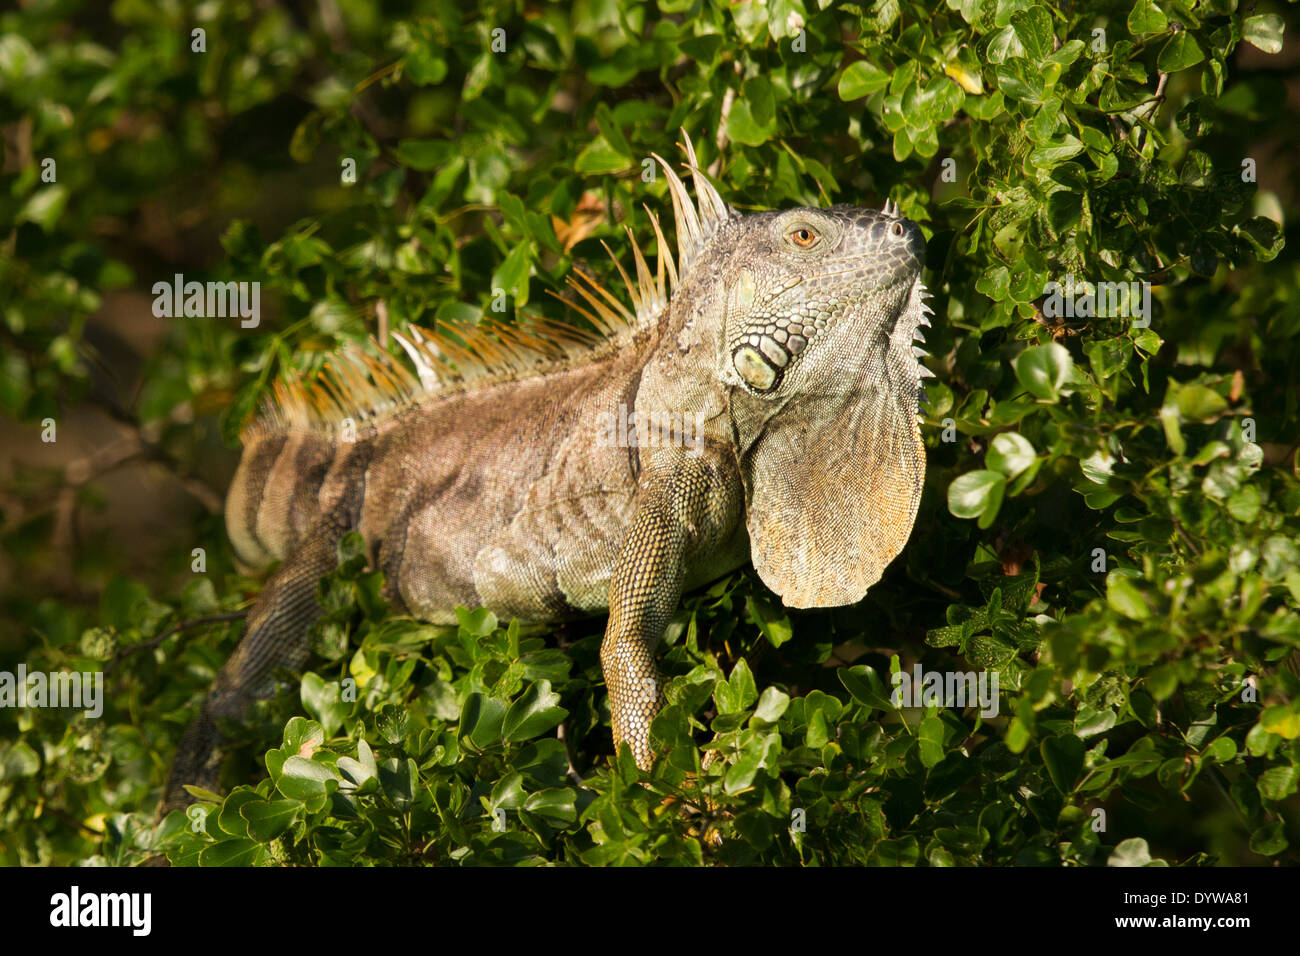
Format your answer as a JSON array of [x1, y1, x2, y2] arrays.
[[161, 133, 930, 812]]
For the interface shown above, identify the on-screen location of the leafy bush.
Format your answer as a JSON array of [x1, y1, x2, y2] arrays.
[[1, 0, 1296, 866]]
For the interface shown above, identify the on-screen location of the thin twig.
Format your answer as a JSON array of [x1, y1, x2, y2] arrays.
[[46, 806, 104, 839], [556, 722, 588, 788], [106, 611, 247, 676], [707, 62, 744, 179], [375, 299, 390, 348], [1134, 72, 1169, 154], [82, 396, 225, 512]]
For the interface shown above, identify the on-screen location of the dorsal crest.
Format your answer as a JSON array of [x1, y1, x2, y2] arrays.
[[242, 129, 736, 441]]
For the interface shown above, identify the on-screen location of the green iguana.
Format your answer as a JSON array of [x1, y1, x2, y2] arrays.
[[162, 130, 932, 811]]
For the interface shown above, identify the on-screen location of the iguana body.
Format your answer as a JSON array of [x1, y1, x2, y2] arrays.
[[163, 132, 931, 810]]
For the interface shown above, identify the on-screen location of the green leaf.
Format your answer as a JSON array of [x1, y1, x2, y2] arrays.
[[241, 800, 301, 842], [1106, 573, 1152, 620], [574, 136, 631, 174], [492, 240, 535, 307], [1073, 706, 1117, 739], [1256, 766, 1298, 801], [217, 789, 259, 838], [752, 686, 791, 724], [522, 788, 578, 824], [1126, 1, 1167, 36], [300, 672, 348, 737], [986, 432, 1036, 478], [985, 25, 1025, 64], [1108, 837, 1164, 867], [376, 704, 409, 744], [1260, 706, 1300, 740], [394, 138, 451, 171], [918, 715, 945, 768], [503, 680, 568, 743], [994, 61, 1044, 103], [839, 665, 896, 711], [948, 470, 1007, 524], [403, 46, 447, 86], [838, 60, 890, 100], [1010, 6, 1053, 63], [1029, 136, 1083, 169], [1157, 32, 1204, 73], [745, 595, 793, 648], [18, 185, 68, 232], [1175, 384, 1227, 421], [276, 756, 337, 802], [1013, 343, 1074, 401], [716, 659, 759, 714], [1242, 14, 1284, 55], [1041, 734, 1084, 793], [725, 99, 777, 147], [1202, 736, 1237, 764], [378, 757, 416, 811], [724, 745, 764, 794], [1236, 216, 1284, 261], [0, 742, 40, 781], [458, 693, 508, 751], [1249, 821, 1289, 856], [198, 840, 265, 867]]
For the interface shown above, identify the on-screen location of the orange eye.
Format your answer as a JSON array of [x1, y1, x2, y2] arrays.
[[790, 227, 818, 248]]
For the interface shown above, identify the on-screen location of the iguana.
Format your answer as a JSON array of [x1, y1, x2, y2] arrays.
[[162, 130, 932, 812]]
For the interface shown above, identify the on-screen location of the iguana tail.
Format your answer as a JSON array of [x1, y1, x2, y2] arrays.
[[160, 512, 347, 814], [161, 429, 353, 815]]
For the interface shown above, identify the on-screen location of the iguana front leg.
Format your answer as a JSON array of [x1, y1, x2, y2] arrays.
[[602, 449, 742, 768]]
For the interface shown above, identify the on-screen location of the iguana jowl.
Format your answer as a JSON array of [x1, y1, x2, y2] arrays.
[[164, 131, 932, 809]]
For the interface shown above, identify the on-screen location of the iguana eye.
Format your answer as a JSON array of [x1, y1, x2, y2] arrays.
[[890, 221, 905, 237], [789, 227, 818, 248]]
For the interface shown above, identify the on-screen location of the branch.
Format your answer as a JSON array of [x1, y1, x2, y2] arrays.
[[1134, 71, 1169, 154], [106, 611, 247, 677], [707, 62, 744, 179]]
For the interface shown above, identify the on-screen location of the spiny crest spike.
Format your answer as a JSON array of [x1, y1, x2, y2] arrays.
[[360, 349, 408, 400], [317, 367, 351, 418], [624, 226, 660, 320], [600, 239, 643, 319], [679, 130, 731, 233], [554, 288, 612, 337], [332, 358, 375, 415], [564, 272, 622, 335], [644, 206, 678, 293], [573, 264, 635, 327], [651, 151, 702, 272], [410, 327, 451, 377], [392, 331, 439, 390]]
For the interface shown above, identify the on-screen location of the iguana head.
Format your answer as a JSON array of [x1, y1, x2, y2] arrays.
[[628, 137, 932, 609], [717, 201, 927, 398], [647, 153, 931, 609], [717, 199, 930, 609]]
